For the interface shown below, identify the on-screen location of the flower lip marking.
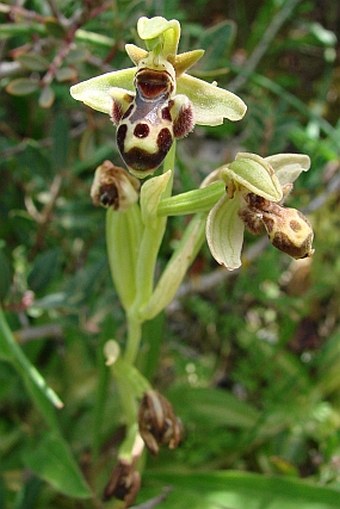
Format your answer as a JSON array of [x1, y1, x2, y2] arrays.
[[135, 69, 174, 100], [114, 63, 182, 175], [133, 123, 150, 138]]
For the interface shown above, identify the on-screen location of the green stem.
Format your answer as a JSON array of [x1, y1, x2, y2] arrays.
[[142, 213, 207, 320], [109, 356, 151, 461], [113, 366, 138, 425], [130, 143, 176, 321], [106, 203, 143, 311], [106, 144, 177, 462], [124, 315, 143, 365], [0, 306, 62, 431], [158, 180, 225, 216]]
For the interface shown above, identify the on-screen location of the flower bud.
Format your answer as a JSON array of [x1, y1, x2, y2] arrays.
[[102, 460, 141, 504], [138, 390, 183, 455], [262, 206, 314, 259], [90, 160, 140, 210]]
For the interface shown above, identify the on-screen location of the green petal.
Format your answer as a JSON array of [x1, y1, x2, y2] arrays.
[[222, 153, 283, 202], [206, 193, 244, 271], [177, 74, 247, 125], [125, 43, 148, 64], [265, 154, 311, 186], [70, 68, 136, 114], [173, 49, 205, 76], [137, 16, 180, 57]]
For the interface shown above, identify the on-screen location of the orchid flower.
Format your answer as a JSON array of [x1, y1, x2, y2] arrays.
[[206, 153, 314, 270], [70, 16, 247, 177]]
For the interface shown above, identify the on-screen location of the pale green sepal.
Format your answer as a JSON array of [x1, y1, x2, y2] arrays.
[[177, 73, 247, 125], [70, 68, 136, 114], [265, 154, 311, 186], [125, 43, 148, 64], [137, 16, 180, 57], [206, 193, 244, 271], [142, 214, 207, 320], [222, 153, 283, 201], [172, 49, 205, 76], [140, 170, 172, 226], [106, 204, 143, 311]]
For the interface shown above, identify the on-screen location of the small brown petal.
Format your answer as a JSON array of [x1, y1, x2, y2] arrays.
[[90, 160, 140, 210], [239, 207, 264, 235], [102, 460, 141, 506], [138, 390, 183, 455]]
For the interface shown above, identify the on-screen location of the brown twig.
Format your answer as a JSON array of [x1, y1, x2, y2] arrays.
[[229, 0, 303, 92], [0, 2, 46, 23], [28, 174, 63, 257], [14, 323, 63, 343]]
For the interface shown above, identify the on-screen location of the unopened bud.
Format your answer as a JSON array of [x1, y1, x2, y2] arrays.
[[102, 460, 141, 505], [91, 160, 140, 210], [138, 390, 183, 455], [262, 206, 314, 259]]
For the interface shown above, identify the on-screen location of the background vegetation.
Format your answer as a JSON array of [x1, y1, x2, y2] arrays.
[[0, 0, 339, 508]]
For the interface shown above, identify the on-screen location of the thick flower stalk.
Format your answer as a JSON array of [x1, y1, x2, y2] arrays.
[[70, 16, 247, 177]]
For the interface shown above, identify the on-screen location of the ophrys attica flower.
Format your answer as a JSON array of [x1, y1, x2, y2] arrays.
[[70, 16, 247, 178], [206, 153, 314, 270]]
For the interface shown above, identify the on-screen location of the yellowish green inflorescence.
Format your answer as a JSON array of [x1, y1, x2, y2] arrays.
[[70, 15, 314, 505]]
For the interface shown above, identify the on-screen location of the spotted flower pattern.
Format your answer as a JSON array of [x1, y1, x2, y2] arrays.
[[206, 153, 314, 270], [70, 16, 247, 177]]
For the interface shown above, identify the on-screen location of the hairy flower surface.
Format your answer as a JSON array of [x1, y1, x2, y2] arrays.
[[70, 16, 247, 177], [206, 153, 314, 270]]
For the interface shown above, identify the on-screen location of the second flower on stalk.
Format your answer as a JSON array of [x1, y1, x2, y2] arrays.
[[206, 153, 314, 270]]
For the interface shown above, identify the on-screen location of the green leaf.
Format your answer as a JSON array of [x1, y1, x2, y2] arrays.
[[38, 86, 55, 109], [199, 20, 236, 69], [0, 23, 45, 39], [55, 67, 77, 82], [145, 471, 340, 509], [17, 53, 50, 72], [206, 192, 244, 271], [168, 386, 259, 428], [23, 433, 92, 499], [28, 248, 61, 293], [0, 307, 63, 426], [66, 47, 88, 64], [13, 477, 43, 509], [52, 113, 69, 170], [0, 249, 13, 300], [6, 78, 39, 96]]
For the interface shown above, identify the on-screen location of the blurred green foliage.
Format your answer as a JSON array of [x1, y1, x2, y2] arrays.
[[0, 0, 339, 508]]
